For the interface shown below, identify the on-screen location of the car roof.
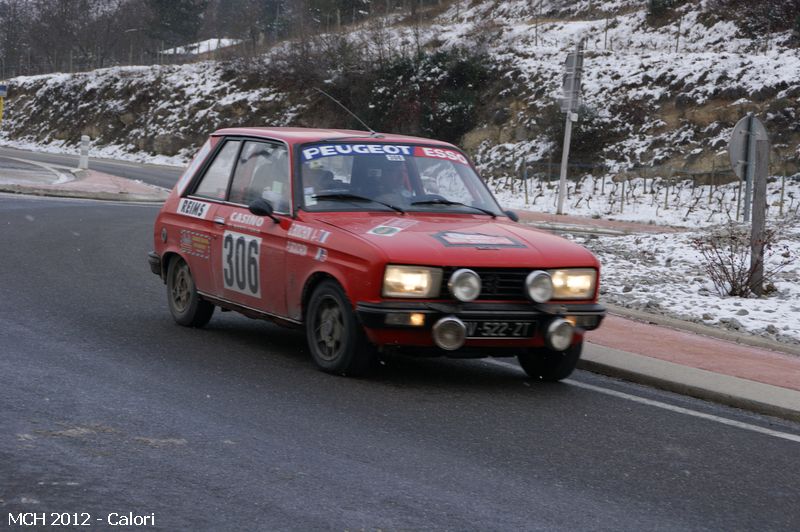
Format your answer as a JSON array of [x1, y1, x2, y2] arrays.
[[211, 127, 457, 148]]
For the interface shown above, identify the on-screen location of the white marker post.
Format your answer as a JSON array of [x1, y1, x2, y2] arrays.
[[79, 135, 90, 169]]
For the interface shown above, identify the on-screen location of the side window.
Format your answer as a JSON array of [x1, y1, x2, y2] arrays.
[[228, 140, 290, 213], [193, 140, 241, 200]]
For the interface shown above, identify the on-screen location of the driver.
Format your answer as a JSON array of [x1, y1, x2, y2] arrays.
[[372, 163, 411, 205]]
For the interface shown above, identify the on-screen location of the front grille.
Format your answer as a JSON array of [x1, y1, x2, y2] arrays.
[[441, 267, 531, 301]]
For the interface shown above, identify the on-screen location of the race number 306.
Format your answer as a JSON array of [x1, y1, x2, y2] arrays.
[[222, 231, 262, 297]]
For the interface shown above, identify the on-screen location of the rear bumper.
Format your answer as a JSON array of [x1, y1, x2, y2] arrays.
[[147, 251, 162, 277]]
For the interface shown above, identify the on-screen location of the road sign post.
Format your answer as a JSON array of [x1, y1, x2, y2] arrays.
[[556, 39, 585, 215], [750, 140, 769, 296]]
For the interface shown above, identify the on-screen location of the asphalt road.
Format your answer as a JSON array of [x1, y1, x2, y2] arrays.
[[2, 194, 800, 531], [0, 146, 184, 189]]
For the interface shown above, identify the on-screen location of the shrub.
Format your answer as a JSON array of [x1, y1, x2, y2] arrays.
[[690, 221, 794, 297]]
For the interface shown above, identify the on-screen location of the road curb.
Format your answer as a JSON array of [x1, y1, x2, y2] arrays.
[[578, 345, 800, 423], [0, 184, 166, 203], [605, 303, 800, 358]]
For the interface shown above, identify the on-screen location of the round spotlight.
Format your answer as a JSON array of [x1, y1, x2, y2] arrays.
[[448, 269, 481, 302], [545, 318, 574, 351], [432, 316, 467, 351], [526, 270, 553, 303]]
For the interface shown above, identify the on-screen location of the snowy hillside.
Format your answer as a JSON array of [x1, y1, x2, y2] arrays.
[[2, 0, 798, 176]]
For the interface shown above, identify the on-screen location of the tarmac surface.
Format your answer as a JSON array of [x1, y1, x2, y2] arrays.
[[1, 149, 798, 423]]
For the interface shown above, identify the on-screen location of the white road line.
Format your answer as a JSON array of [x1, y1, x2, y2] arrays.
[[484, 359, 800, 444]]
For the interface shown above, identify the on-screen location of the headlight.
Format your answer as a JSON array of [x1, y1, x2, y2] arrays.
[[382, 265, 442, 298], [549, 269, 597, 300]]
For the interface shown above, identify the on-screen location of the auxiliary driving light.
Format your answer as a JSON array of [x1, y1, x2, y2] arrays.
[[432, 316, 467, 351], [526, 270, 554, 303], [448, 269, 481, 302], [545, 318, 575, 351]]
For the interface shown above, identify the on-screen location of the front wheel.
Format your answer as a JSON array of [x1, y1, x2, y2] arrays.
[[166, 257, 214, 327], [305, 280, 375, 376], [517, 342, 582, 382]]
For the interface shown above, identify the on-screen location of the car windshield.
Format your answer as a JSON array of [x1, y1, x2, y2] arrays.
[[299, 143, 503, 216]]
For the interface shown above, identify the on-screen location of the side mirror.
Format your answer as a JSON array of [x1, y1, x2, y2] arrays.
[[504, 210, 519, 222], [248, 198, 279, 223]]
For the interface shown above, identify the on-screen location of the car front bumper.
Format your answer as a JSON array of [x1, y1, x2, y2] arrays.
[[356, 300, 605, 353]]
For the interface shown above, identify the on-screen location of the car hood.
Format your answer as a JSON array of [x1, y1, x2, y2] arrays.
[[313, 212, 599, 269]]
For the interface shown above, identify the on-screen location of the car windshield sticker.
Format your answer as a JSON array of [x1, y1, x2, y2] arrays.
[[433, 231, 526, 248], [178, 198, 210, 219], [304, 186, 317, 206], [367, 217, 418, 237], [222, 231, 262, 297], [288, 223, 331, 243], [413, 147, 469, 165], [302, 144, 414, 162], [179, 230, 211, 259]]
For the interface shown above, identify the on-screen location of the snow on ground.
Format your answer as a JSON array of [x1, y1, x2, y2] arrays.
[[0, 136, 187, 167], [570, 222, 800, 345], [163, 38, 243, 56], [493, 174, 800, 228]]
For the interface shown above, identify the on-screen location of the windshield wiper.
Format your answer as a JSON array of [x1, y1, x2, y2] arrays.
[[313, 193, 405, 213], [410, 199, 496, 218]]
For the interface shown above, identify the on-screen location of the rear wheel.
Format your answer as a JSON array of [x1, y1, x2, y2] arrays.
[[166, 257, 214, 327], [305, 280, 375, 376], [517, 342, 582, 382]]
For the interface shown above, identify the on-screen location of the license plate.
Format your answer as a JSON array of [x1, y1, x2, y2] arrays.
[[464, 321, 535, 338]]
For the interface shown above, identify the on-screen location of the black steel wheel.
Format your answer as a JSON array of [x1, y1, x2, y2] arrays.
[[305, 280, 375, 376], [517, 342, 582, 382], [166, 257, 214, 327]]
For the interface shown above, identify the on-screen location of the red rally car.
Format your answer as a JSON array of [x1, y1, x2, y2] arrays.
[[148, 127, 605, 379]]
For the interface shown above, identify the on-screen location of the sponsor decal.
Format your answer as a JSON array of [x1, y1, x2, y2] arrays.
[[178, 198, 210, 219], [288, 223, 331, 243], [315, 248, 328, 262], [179, 230, 211, 259], [222, 231, 262, 297], [413, 146, 469, 165], [287, 242, 308, 256], [367, 217, 418, 237], [432, 231, 526, 248], [230, 211, 265, 227], [302, 144, 414, 162]]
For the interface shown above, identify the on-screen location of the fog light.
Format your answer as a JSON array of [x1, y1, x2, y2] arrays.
[[385, 312, 426, 327], [526, 270, 554, 303], [546, 318, 574, 351], [448, 269, 481, 302], [432, 316, 467, 350]]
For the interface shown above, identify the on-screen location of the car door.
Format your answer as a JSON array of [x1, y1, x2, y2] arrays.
[[170, 137, 245, 296], [212, 139, 291, 317]]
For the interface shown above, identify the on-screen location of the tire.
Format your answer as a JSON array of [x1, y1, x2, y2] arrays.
[[305, 280, 375, 376], [166, 257, 214, 327], [517, 342, 582, 382]]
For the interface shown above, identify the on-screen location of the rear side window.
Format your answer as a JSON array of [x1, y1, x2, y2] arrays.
[[193, 140, 241, 200]]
